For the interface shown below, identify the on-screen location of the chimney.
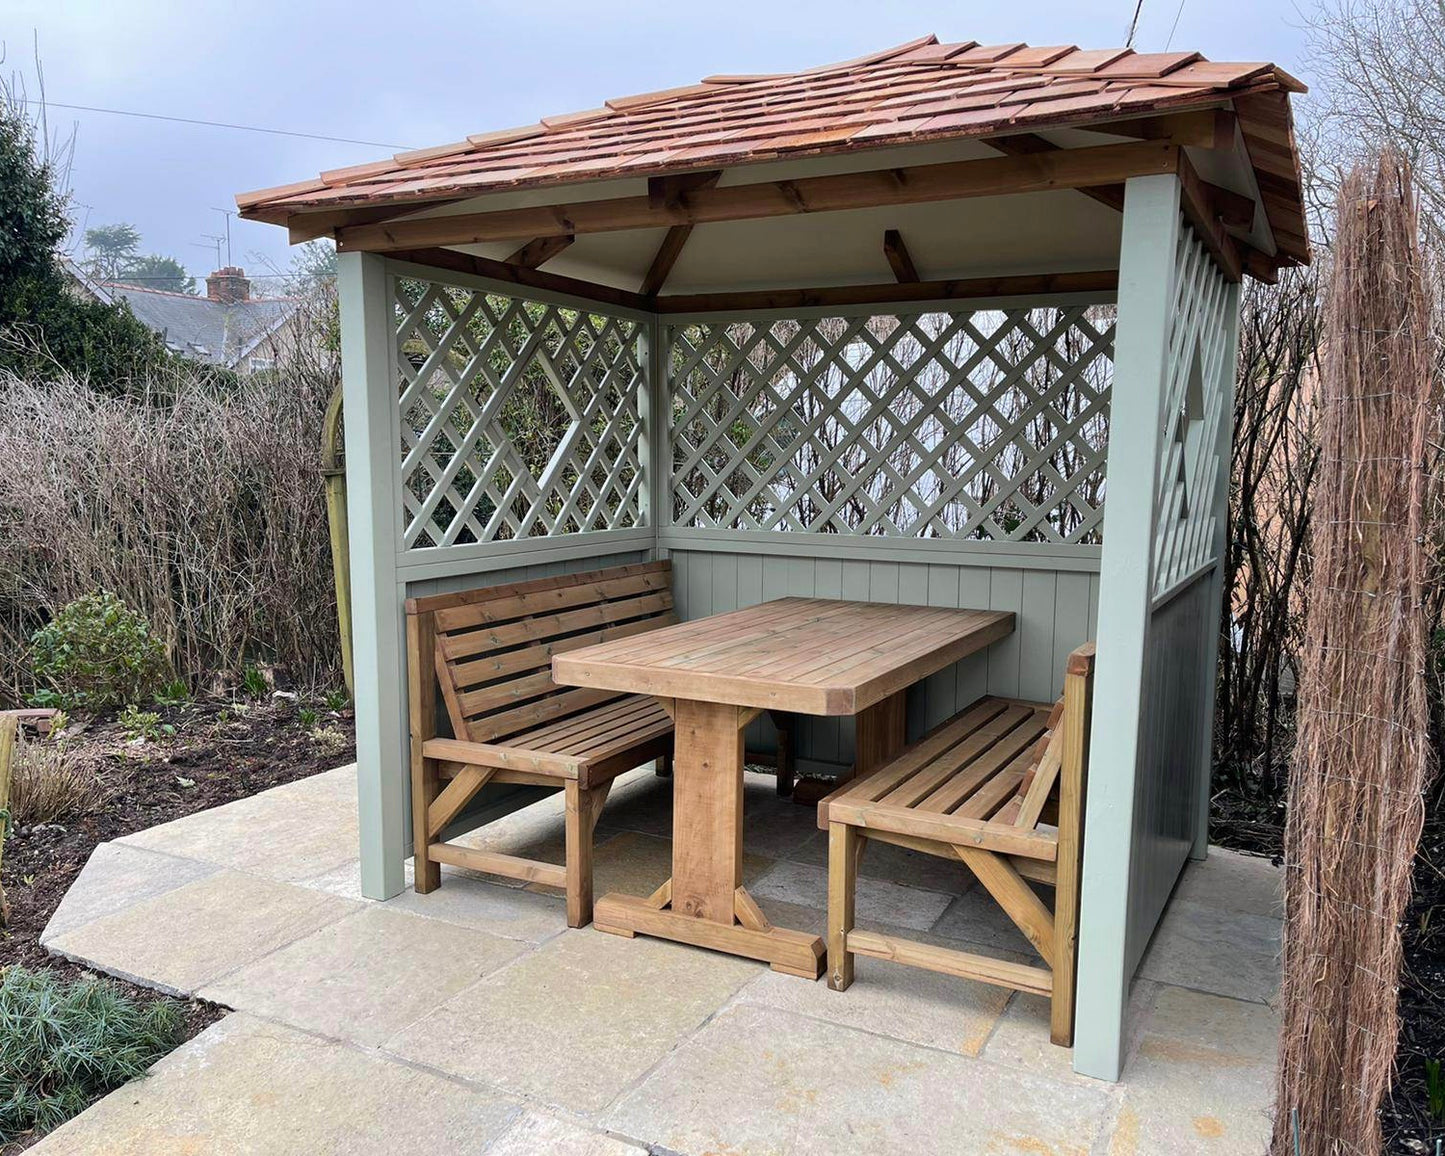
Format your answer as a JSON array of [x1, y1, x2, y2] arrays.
[[206, 266, 250, 304]]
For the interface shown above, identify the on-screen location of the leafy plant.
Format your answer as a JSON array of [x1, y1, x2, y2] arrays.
[[1427, 1058, 1444, 1122], [118, 705, 171, 743], [310, 724, 348, 755], [0, 967, 181, 1143], [298, 707, 318, 728], [153, 679, 191, 707], [29, 591, 169, 711], [240, 665, 269, 698], [323, 689, 349, 712]]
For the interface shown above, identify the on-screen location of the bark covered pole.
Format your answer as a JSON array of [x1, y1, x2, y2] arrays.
[[1272, 150, 1439, 1155]]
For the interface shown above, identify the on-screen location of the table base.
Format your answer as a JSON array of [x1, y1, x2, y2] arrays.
[[594, 883, 824, 979]]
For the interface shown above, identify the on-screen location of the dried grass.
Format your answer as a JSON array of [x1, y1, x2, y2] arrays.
[[0, 292, 342, 705], [8, 729, 106, 827], [1272, 150, 1441, 1155]]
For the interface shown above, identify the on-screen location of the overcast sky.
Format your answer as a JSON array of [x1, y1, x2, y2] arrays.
[[5, 1, 1314, 293]]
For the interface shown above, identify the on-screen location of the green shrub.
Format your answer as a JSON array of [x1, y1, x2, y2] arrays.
[[29, 591, 169, 710], [118, 705, 172, 742], [0, 967, 181, 1142]]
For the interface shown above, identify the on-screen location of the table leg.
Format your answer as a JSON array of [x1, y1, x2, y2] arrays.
[[593, 698, 825, 979], [855, 688, 907, 776], [791, 688, 908, 806]]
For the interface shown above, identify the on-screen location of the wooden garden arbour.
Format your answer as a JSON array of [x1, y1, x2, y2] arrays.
[[240, 36, 1307, 1082]]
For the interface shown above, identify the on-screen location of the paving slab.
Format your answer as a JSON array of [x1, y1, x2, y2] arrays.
[[485, 1111, 648, 1154], [931, 879, 1054, 954], [386, 927, 760, 1115], [201, 905, 528, 1046], [525, 829, 774, 904], [981, 980, 1162, 1086], [749, 859, 955, 932], [788, 828, 978, 894], [1106, 986, 1278, 1154], [1137, 899, 1280, 1004], [385, 872, 568, 943], [738, 947, 1012, 1056], [29, 1014, 517, 1156], [40, 842, 218, 943], [604, 1002, 1114, 1156], [46, 870, 358, 996], [117, 779, 359, 884], [1175, 848, 1284, 919]]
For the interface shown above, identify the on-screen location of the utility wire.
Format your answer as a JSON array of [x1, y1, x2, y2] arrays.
[[1125, 0, 1147, 48], [40, 100, 411, 150], [1164, 0, 1188, 50]]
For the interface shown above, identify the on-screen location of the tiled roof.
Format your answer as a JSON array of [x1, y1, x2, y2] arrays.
[[237, 34, 1308, 264], [103, 283, 300, 368]]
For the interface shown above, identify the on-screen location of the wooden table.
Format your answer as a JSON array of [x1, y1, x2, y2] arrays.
[[552, 597, 1014, 978]]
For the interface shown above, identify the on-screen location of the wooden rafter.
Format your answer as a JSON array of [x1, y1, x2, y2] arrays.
[[387, 246, 649, 311], [882, 229, 920, 283], [504, 234, 575, 269], [639, 171, 722, 296], [1078, 108, 1237, 150], [334, 141, 1180, 252], [981, 133, 1124, 211], [652, 269, 1118, 313]]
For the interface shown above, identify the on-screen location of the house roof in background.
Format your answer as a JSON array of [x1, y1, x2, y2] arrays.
[[236, 34, 1309, 267], [101, 283, 299, 368]]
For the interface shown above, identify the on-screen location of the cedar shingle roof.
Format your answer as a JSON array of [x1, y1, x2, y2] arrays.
[[238, 34, 1308, 265]]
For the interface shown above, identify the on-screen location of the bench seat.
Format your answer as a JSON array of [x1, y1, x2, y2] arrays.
[[406, 562, 678, 927], [820, 643, 1095, 1046]]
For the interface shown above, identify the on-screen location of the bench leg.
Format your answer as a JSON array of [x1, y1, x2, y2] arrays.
[[827, 821, 858, 991], [564, 781, 594, 928], [655, 753, 673, 778], [411, 753, 441, 894]]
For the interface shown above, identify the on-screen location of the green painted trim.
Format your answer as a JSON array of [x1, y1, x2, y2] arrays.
[[1072, 174, 1182, 1082]]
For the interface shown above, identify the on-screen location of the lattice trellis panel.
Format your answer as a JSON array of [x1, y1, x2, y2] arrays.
[[1151, 221, 1234, 597], [666, 305, 1115, 543], [392, 277, 646, 549]]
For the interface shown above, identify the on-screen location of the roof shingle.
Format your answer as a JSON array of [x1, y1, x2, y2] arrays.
[[237, 33, 1308, 264]]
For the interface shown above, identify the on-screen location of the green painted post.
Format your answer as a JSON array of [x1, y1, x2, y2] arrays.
[[337, 251, 408, 900], [1072, 173, 1181, 1081], [1189, 280, 1242, 860]]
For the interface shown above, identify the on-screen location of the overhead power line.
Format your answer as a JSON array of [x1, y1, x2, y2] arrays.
[[40, 100, 411, 150]]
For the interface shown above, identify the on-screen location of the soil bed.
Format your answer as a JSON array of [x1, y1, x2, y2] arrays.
[[0, 695, 355, 1153]]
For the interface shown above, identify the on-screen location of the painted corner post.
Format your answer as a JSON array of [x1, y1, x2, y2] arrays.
[[337, 250, 408, 900], [1072, 173, 1181, 1081], [639, 314, 670, 561], [1189, 280, 1242, 861]]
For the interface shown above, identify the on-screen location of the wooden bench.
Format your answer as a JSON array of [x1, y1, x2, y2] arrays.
[[818, 642, 1095, 1045], [406, 561, 678, 927]]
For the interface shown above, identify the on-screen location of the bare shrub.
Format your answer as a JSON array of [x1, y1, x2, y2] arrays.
[[1213, 267, 1322, 846], [0, 291, 342, 705], [8, 729, 106, 827]]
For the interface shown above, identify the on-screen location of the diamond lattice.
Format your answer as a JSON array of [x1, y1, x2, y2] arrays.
[[1151, 222, 1234, 596], [392, 278, 646, 549], [666, 306, 1115, 543]]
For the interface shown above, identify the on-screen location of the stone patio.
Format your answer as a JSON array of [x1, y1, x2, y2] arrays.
[[35, 763, 1283, 1155]]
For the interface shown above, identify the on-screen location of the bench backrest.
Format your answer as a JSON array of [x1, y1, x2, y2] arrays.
[[405, 561, 675, 746], [1005, 642, 1095, 831]]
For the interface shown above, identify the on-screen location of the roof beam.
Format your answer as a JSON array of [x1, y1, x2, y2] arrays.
[[653, 269, 1118, 314], [981, 133, 1124, 211], [334, 141, 1181, 253], [1075, 109, 1237, 150], [384, 247, 648, 312], [504, 234, 575, 268], [1177, 154, 1248, 282], [882, 229, 920, 283], [639, 172, 722, 296]]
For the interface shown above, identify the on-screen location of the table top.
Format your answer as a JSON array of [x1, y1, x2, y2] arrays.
[[552, 597, 1014, 716]]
